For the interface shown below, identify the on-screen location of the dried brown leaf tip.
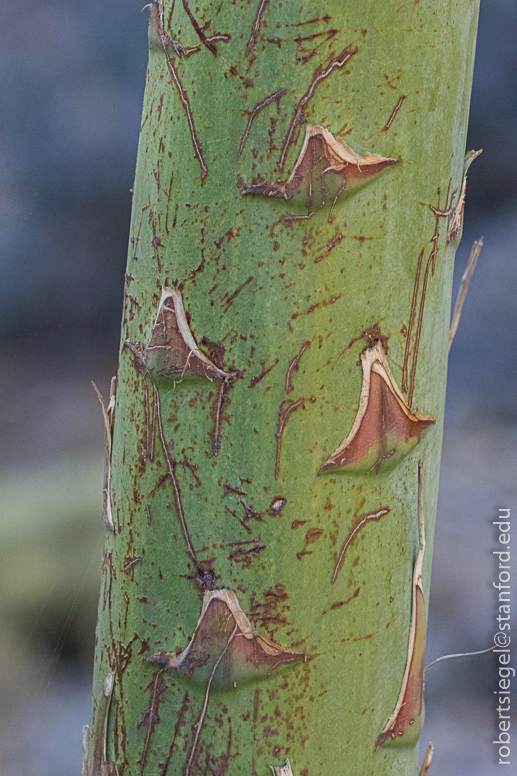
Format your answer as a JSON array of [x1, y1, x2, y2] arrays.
[[93, 378, 117, 531], [419, 743, 434, 776], [320, 341, 434, 475], [143, 287, 228, 381], [376, 462, 427, 748], [147, 589, 306, 684], [241, 124, 398, 211]]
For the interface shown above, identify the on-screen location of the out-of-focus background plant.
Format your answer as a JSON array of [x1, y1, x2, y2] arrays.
[[0, 1, 515, 774]]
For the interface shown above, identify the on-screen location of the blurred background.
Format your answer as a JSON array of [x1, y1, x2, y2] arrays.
[[0, 1, 515, 774]]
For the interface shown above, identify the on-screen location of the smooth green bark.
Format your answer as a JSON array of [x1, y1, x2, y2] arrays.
[[87, 2, 479, 774]]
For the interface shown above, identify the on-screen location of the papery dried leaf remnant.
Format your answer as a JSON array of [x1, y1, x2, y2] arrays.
[[84, 673, 120, 776], [93, 378, 117, 532], [320, 341, 434, 475], [147, 589, 306, 684], [241, 125, 398, 211], [447, 149, 482, 244], [271, 758, 295, 776], [376, 462, 427, 748], [138, 287, 228, 381]]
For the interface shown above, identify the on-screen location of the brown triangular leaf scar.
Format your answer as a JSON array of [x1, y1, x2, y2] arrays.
[[147, 589, 306, 685], [376, 462, 428, 748], [241, 124, 398, 210], [320, 341, 434, 475], [143, 287, 228, 381]]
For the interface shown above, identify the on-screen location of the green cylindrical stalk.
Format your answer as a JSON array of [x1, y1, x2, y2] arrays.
[[86, 2, 479, 774]]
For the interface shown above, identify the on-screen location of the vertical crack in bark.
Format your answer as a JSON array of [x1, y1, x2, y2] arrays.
[[245, 0, 270, 57], [275, 342, 315, 479], [143, 381, 157, 462], [153, 383, 200, 574], [184, 625, 238, 776], [376, 461, 427, 747], [275, 398, 305, 480], [381, 94, 406, 133], [404, 183, 457, 406], [153, 2, 208, 179], [181, 0, 218, 55], [86, 673, 120, 776], [159, 691, 190, 776], [285, 340, 310, 394], [279, 45, 359, 170], [162, 48, 208, 179], [331, 508, 390, 584], [239, 88, 287, 156], [402, 247, 425, 394], [137, 669, 167, 774], [93, 378, 117, 532], [212, 374, 236, 456]]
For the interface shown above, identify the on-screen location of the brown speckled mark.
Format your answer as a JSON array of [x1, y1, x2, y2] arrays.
[[239, 88, 287, 156], [228, 543, 267, 568], [223, 481, 247, 497], [324, 587, 360, 612], [225, 504, 253, 534], [249, 358, 279, 388], [246, 0, 270, 57], [295, 28, 340, 66], [222, 276, 254, 313], [297, 526, 324, 560], [291, 293, 342, 321], [381, 95, 406, 132], [279, 45, 359, 170], [137, 669, 167, 774], [331, 507, 390, 584]]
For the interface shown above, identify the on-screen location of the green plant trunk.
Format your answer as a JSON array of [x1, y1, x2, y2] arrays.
[[86, 2, 479, 775]]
